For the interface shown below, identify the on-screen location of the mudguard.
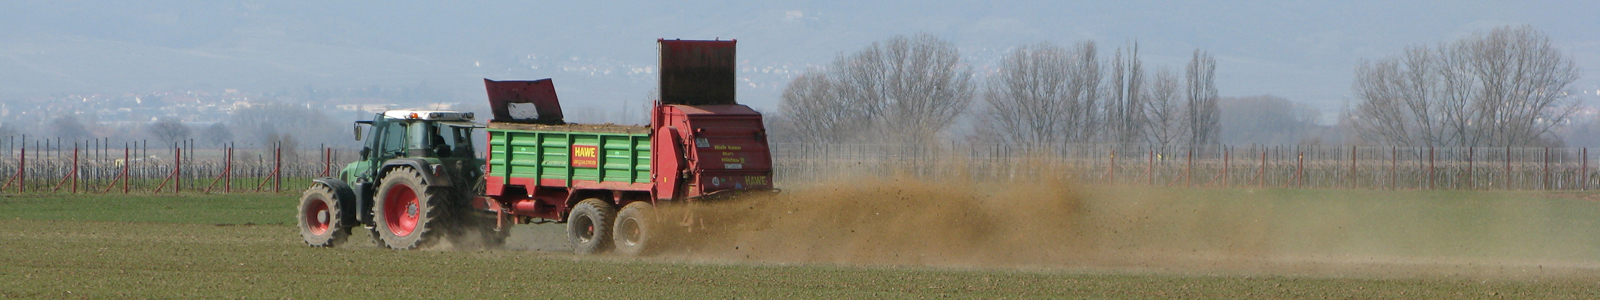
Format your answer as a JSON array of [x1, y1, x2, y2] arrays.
[[310, 177, 359, 227], [380, 158, 452, 187]]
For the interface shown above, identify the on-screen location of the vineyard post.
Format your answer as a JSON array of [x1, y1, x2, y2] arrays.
[[1223, 147, 1230, 188], [3, 147, 23, 193], [274, 142, 282, 192], [1106, 149, 1115, 185], [1256, 149, 1266, 188], [226, 145, 233, 193], [1427, 147, 1435, 190], [1467, 147, 1474, 190], [70, 145, 78, 193], [322, 145, 331, 177], [1295, 150, 1304, 188], [1145, 150, 1153, 185], [1390, 146, 1396, 190], [1348, 146, 1356, 189], [1583, 148, 1589, 190], [1505, 146, 1512, 189], [1185, 148, 1193, 188], [1543, 147, 1550, 190], [121, 145, 128, 193]]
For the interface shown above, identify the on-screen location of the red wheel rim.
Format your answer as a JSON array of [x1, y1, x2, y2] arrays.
[[304, 199, 330, 235], [383, 184, 420, 237]]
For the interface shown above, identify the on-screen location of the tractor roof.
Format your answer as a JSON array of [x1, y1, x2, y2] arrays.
[[383, 110, 476, 121]]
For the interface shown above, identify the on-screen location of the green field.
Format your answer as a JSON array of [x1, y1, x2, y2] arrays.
[[1, 188, 1598, 298]]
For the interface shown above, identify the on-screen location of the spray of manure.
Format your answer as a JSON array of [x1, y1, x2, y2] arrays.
[[648, 174, 1098, 267]]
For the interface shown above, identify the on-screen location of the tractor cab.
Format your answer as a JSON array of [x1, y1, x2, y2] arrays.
[[340, 110, 486, 224]]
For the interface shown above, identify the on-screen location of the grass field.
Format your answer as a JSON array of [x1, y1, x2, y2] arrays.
[[1, 188, 1598, 298]]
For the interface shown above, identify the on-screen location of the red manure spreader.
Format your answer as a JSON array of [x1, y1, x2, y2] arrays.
[[296, 39, 775, 255]]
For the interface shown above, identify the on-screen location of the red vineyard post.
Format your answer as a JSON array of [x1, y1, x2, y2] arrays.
[[322, 146, 332, 177], [1222, 147, 1230, 188], [2, 147, 23, 193], [1286, 150, 1299, 188], [1185, 148, 1193, 188], [274, 143, 282, 192], [103, 146, 129, 194], [204, 144, 234, 193], [155, 145, 181, 193], [52, 146, 79, 193], [1106, 149, 1116, 185], [1256, 149, 1266, 189], [1145, 150, 1153, 185]]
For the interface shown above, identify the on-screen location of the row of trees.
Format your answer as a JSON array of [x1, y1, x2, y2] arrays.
[[775, 34, 975, 145], [773, 33, 1221, 149], [1350, 25, 1582, 147]]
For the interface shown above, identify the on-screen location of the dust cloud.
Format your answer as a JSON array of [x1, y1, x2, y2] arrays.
[[644, 174, 1600, 278]]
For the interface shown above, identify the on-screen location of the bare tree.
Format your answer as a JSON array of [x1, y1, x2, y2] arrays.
[[1352, 25, 1581, 147], [1185, 49, 1220, 146], [49, 115, 92, 139], [1106, 42, 1146, 147], [775, 70, 864, 144], [1144, 67, 1184, 150], [146, 117, 191, 146], [201, 123, 232, 146], [977, 42, 1073, 146], [229, 101, 345, 147], [1219, 95, 1322, 145], [775, 33, 975, 145]]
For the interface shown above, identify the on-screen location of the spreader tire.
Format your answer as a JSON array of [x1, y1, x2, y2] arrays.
[[613, 201, 655, 256], [567, 199, 616, 255], [297, 184, 350, 247], [372, 167, 448, 250]]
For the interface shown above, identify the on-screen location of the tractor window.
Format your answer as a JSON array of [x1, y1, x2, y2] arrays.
[[379, 122, 408, 157], [408, 122, 430, 152], [434, 124, 477, 158]]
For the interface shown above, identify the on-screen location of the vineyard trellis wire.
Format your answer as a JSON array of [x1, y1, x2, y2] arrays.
[[769, 143, 1595, 191], [0, 137, 360, 194], [0, 138, 1591, 194]]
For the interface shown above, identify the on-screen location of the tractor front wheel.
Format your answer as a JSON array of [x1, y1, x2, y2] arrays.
[[297, 184, 350, 247], [567, 199, 616, 255], [372, 167, 448, 249]]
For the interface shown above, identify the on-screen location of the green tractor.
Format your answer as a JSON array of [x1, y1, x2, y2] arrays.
[[296, 110, 504, 249]]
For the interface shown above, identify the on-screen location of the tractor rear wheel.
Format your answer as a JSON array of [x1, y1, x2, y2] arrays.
[[372, 167, 448, 249], [297, 184, 350, 247], [612, 201, 655, 256], [567, 199, 616, 255]]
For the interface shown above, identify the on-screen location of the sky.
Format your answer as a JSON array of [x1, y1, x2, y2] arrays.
[[1, 0, 1596, 118]]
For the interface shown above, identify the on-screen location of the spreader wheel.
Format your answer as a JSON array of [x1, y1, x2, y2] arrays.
[[613, 201, 655, 256], [297, 184, 350, 247], [372, 167, 448, 250], [567, 199, 616, 255]]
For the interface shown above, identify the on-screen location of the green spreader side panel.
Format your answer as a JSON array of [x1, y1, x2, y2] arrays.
[[487, 127, 651, 187]]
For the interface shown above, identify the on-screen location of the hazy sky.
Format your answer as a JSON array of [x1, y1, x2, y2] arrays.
[[2, 0, 1596, 115]]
